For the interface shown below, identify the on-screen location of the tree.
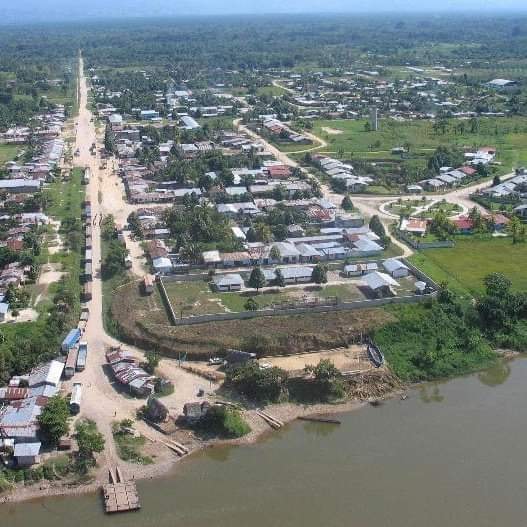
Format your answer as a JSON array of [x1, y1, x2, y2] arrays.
[[244, 297, 259, 311], [103, 240, 127, 278], [305, 359, 345, 400], [311, 264, 328, 284], [245, 227, 257, 243], [75, 419, 105, 474], [275, 268, 286, 288], [269, 245, 281, 262], [430, 210, 456, 240], [248, 267, 266, 292], [369, 215, 391, 246], [38, 395, 70, 446], [144, 350, 160, 374], [255, 223, 272, 243], [508, 216, 526, 244], [341, 195, 354, 211]]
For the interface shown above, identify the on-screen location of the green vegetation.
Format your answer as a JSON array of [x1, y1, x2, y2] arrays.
[[312, 117, 527, 170], [165, 204, 242, 259], [0, 455, 72, 492], [112, 420, 153, 465], [311, 264, 328, 285], [0, 168, 84, 383], [375, 300, 496, 382], [304, 359, 346, 401], [375, 271, 527, 382], [247, 267, 266, 292], [37, 395, 70, 446], [74, 419, 105, 475], [410, 238, 527, 294], [0, 144, 19, 164], [199, 405, 251, 439], [226, 362, 289, 403]]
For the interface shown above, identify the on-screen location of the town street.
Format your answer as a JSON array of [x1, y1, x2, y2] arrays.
[[69, 56, 215, 481]]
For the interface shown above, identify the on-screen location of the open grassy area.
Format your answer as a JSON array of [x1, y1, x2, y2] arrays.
[[310, 116, 527, 173], [0, 144, 20, 164], [113, 425, 153, 465], [410, 237, 527, 295], [257, 84, 289, 97], [162, 277, 395, 316]]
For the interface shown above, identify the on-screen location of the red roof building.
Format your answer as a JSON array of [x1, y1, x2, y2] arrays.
[[460, 166, 477, 176]]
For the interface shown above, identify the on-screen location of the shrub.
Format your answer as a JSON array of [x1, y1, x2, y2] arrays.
[[226, 362, 289, 403], [200, 406, 250, 439]]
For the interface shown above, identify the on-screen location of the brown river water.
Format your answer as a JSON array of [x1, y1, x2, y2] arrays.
[[2, 357, 525, 527]]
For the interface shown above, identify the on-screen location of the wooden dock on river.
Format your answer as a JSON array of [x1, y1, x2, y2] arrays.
[[102, 467, 141, 513]]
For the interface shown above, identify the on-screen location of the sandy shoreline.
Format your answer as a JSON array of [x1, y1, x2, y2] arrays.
[[1, 395, 390, 506]]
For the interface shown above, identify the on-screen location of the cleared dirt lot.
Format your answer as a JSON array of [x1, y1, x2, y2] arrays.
[[265, 345, 375, 375]]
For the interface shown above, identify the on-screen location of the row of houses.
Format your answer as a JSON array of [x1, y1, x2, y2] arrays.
[[313, 154, 374, 193], [0, 360, 64, 466]]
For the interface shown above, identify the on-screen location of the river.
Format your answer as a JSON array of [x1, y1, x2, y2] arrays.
[[3, 357, 525, 527]]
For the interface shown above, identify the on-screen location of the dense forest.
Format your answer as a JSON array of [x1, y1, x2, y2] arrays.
[[0, 15, 526, 72]]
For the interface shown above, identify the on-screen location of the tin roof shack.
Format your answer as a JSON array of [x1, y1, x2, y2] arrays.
[[28, 360, 64, 389], [183, 401, 211, 425], [14, 442, 41, 467], [106, 349, 155, 397]]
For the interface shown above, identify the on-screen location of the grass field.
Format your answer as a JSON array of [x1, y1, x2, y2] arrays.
[[310, 116, 527, 173], [410, 237, 527, 295], [162, 279, 367, 316], [257, 85, 289, 97], [0, 144, 20, 164]]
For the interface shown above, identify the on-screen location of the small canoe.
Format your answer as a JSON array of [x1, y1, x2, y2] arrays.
[[298, 416, 341, 425], [367, 342, 384, 368]]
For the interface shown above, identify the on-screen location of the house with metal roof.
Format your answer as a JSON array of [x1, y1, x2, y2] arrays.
[[362, 271, 400, 298], [383, 259, 410, 278], [152, 257, 173, 274], [344, 262, 378, 277], [350, 238, 383, 257], [279, 266, 314, 284], [213, 273, 244, 292], [28, 360, 64, 388], [14, 442, 41, 466]]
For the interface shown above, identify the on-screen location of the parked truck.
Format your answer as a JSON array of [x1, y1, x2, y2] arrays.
[[61, 328, 81, 354], [70, 383, 82, 414], [64, 347, 78, 379], [76, 342, 88, 371]]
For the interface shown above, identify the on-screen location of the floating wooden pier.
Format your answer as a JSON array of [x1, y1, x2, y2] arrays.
[[298, 416, 341, 425], [102, 467, 140, 514]]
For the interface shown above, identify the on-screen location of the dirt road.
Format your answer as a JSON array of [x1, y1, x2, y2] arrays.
[[70, 56, 217, 481]]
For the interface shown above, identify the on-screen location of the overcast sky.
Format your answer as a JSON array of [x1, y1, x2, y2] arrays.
[[3, 0, 527, 23]]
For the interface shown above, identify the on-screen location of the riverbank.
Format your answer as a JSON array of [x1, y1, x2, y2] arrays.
[[1, 386, 400, 505]]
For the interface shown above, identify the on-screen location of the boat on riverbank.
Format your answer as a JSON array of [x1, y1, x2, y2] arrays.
[[367, 342, 384, 368]]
